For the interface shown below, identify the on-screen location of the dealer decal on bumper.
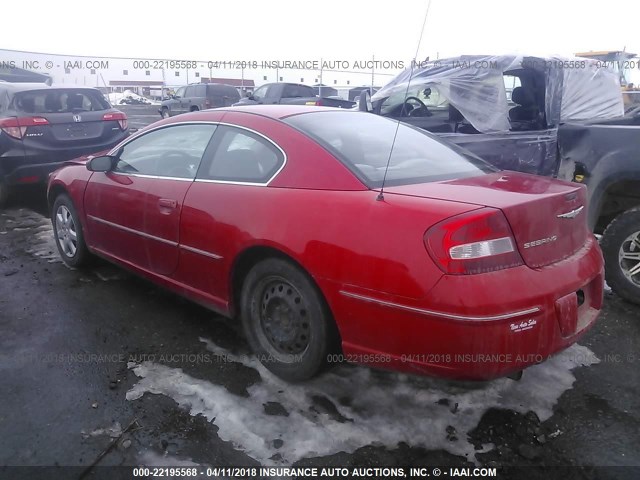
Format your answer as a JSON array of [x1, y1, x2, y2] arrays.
[[510, 319, 537, 333]]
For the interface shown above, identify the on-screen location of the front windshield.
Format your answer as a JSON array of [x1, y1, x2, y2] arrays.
[[379, 84, 449, 115], [285, 111, 494, 188]]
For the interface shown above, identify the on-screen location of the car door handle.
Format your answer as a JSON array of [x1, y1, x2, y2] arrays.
[[158, 198, 177, 211]]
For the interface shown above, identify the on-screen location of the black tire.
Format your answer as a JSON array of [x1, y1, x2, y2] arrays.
[[240, 258, 336, 381], [190, 106, 199, 112], [161, 107, 170, 119], [51, 194, 91, 268], [601, 207, 640, 305]]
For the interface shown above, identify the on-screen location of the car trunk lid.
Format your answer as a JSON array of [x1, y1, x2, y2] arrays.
[[384, 171, 590, 268]]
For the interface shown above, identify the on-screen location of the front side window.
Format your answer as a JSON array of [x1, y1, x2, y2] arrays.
[[114, 124, 217, 179], [252, 85, 270, 101], [175, 87, 186, 98], [285, 111, 494, 187], [199, 126, 284, 183]]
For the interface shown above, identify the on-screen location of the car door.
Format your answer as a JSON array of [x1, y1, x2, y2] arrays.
[[142, 123, 217, 275], [180, 86, 197, 113], [84, 123, 217, 272], [172, 87, 187, 114], [177, 124, 285, 303]]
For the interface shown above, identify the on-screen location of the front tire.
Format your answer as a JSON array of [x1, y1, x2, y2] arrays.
[[161, 107, 170, 119], [51, 194, 91, 268], [601, 208, 640, 305], [240, 258, 335, 381]]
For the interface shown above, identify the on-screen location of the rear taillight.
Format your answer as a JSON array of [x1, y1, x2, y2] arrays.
[[305, 100, 322, 106], [424, 208, 524, 275], [0, 116, 49, 139], [103, 112, 128, 130]]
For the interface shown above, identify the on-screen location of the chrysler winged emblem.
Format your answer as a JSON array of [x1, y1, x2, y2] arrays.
[[73, 114, 82, 122], [557, 206, 584, 219]]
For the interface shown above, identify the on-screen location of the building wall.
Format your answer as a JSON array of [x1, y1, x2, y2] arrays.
[[0, 49, 394, 95]]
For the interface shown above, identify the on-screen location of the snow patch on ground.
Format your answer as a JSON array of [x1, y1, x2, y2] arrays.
[[5, 209, 60, 263], [127, 338, 598, 465], [138, 450, 200, 467], [108, 90, 160, 105]]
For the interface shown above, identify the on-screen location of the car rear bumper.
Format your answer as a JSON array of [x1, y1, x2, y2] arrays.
[[325, 235, 604, 380], [1, 137, 125, 185]]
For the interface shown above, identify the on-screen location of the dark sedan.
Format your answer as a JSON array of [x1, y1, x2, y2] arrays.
[[0, 83, 129, 206]]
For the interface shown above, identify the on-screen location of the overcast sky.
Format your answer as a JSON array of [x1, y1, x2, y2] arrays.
[[2, 0, 639, 64]]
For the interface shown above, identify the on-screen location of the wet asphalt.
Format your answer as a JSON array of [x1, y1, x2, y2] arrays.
[[0, 111, 639, 480]]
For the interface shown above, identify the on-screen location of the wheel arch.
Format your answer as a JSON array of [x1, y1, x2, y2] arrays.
[[228, 245, 338, 332], [47, 182, 70, 214], [592, 175, 640, 234]]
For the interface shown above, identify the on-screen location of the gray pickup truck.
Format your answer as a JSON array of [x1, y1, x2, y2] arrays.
[[234, 83, 354, 108], [361, 55, 640, 305]]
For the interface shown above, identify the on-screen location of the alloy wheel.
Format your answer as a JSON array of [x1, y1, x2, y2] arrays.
[[619, 230, 640, 286], [55, 205, 78, 257]]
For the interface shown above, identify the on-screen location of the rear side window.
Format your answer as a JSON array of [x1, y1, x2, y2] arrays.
[[285, 111, 494, 187], [13, 89, 110, 114], [282, 84, 314, 98], [199, 126, 284, 183]]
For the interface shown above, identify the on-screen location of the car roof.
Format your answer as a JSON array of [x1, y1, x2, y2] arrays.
[[0, 82, 100, 94], [214, 104, 349, 119]]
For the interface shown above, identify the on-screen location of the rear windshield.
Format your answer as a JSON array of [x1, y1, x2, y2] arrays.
[[13, 89, 110, 114], [284, 111, 495, 187]]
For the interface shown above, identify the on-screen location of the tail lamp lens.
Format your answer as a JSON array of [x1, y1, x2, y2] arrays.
[[425, 208, 524, 275], [103, 112, 128, 130]]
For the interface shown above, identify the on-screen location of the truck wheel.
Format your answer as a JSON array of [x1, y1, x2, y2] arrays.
[[601, 208, 640, 305], [161, 107, 170, 119], [240, 258, 336, 381]]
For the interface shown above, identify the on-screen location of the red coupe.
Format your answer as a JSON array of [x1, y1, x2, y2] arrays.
[[47, 106, 604, 381]]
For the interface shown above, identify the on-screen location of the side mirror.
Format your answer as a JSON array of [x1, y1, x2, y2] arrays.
[[87, 155, 115, 172], [358, 90, 372, 112]]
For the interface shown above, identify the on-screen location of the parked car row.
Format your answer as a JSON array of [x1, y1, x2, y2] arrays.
[[158, 82, 355, 119], [6, 54, 639, 383]]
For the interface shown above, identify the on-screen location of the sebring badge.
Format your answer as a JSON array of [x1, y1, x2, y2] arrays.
[[523, 235, 558, 249]]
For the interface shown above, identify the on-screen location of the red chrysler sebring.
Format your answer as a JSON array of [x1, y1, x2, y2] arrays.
[[47, 106, 604, 381]]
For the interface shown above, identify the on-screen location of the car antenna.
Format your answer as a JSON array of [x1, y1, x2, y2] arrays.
[[377, 0, 432, 201]]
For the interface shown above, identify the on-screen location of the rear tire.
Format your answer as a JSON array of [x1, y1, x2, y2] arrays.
[[240, 258, 335, 381], [190, 106, 199, 112], [161, 107, 170, 119], [51, 194, 91, 268], [601, 208, 640, 305]]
